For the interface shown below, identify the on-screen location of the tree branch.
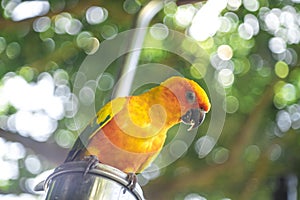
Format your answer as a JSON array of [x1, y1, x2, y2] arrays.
[[0, 128, 68, 165]]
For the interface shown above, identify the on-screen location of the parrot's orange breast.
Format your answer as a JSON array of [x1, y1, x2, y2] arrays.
[[85, 117, 168, 173]]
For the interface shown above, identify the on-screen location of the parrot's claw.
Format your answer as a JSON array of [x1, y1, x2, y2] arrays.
[[83, 155, 99, 176], [125, 173, 137, 192]]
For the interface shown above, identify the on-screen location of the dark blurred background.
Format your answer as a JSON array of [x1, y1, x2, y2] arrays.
[[0, 0, 300, 199]]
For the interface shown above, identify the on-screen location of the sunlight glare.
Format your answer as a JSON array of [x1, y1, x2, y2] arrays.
[[0, 69, 75, 141], [0, 160, 19, 180], [175, 4, 197, 27], [189, 0, 227, 41], [5, 142, 26, 160], [11, 1, 50, 21]]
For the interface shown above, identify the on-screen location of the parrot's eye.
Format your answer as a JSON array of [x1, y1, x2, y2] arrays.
[[186, 91, 196, 104]]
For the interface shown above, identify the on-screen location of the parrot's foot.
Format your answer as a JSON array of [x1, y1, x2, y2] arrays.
[[82, 155, 99, 176], [125, 173, 137, 192]]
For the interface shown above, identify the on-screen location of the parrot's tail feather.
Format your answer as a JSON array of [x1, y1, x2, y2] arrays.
[[64, 148, 81, 162], [64, 136, 86, 162], [64, 116, 101, 163]]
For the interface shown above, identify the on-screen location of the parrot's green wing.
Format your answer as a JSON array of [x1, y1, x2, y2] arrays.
[[64, 97, 127, 162]]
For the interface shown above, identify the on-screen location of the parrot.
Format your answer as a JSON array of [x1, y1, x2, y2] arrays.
[[64, 76, 211, 188]]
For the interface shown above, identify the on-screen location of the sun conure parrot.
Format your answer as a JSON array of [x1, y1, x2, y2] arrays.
[[64, 76, 210, 187]]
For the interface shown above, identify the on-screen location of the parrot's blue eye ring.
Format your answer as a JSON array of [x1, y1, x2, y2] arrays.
[[186, 91, 196, 104]]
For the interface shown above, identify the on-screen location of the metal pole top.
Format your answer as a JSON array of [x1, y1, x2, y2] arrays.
[[42, 161, 144, 200]]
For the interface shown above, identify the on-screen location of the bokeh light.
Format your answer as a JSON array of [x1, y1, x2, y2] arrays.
[[54, 13, 71, 34], [224, 95, 239, 113], [218, 16, 232, 33], [76, 32, 100, 55], [244, 14, 259, 35], [238, 23, 254, 40], [276, 110, 291, 132], [243, 0, 260, 12], [0, 37, 6, 54], [79, 86, 95, 106], [268, 144, 282, 161], [150, 23, 169, 40], [217, 45, 233, 61], [227, 0, 242, 11], [275, 61, 289, 78], [101, 24, 118, 40], [244, 145, 261, 163], [123, 0, 141, 14], [212, 147, 230, 164], [184, 193, 207, 200], [97, 73, 115, 91], [33, 17, 51, 33], [269, 37, 286, 54], [54, 13, 83, 35], [218, 68, 234, 87], [86, 6, 108, 25], [25, 155, 42, 175], [10, 1, 50, 21], [174, 4, 197, 28], [195, 135, 216, 158], [65, 19, 82, 35], [55, 129, 75, 148], [6, 42, 21, 59]]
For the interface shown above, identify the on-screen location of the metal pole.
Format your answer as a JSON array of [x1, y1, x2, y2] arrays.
[[113, 0, 165, 98]]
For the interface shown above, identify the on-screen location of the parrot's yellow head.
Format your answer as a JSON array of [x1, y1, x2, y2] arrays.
[[162, 76, 211, 131]]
